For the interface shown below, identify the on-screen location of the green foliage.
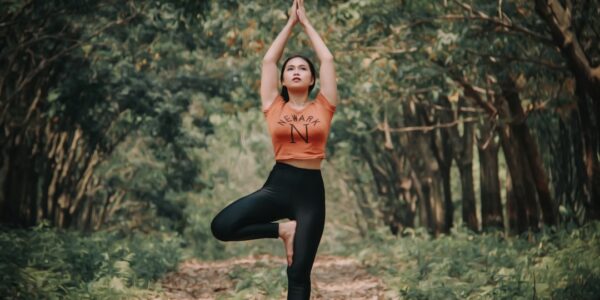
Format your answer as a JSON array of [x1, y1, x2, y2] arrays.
[[2, 0, 599, 297], [350, 222, 600, 299], [0, 223, 182, 299], [226, 264, 287, 299], [182, 110, 283, 259]]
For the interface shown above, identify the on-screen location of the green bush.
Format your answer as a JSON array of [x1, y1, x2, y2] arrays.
[[350, 222, 600, 300], [0, 223, 182, 299]]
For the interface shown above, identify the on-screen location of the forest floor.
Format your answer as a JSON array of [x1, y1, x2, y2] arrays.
[[156, 254, 393, 299]]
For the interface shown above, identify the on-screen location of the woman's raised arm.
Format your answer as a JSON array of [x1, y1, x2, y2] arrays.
[[297, 0, 337, 106], [260, 0, 299, 110]]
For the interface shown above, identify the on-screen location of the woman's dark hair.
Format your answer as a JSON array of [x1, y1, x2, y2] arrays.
[[280, 55, 317, 102]]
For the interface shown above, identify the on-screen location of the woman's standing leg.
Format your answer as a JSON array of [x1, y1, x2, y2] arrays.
[[286, 208, 325, 299], [286, 175, 326, 299]]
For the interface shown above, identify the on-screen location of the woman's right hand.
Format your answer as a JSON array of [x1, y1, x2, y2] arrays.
[[287, 0, 299, 26], [261, 0, 298, 110], [296, 0, 311, 27]]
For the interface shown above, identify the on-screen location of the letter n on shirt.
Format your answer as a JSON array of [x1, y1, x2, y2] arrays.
[[290, 124, 309, 143]]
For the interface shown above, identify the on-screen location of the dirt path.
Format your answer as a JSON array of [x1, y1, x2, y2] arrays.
[[157, 254, 394, 299]]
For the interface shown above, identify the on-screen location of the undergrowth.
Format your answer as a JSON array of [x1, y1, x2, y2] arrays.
[[349, 221, 600, 300], [2, 220, 598, 299], [0, 222, 183, 299]]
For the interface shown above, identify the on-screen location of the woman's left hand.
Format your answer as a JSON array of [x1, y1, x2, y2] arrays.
[[296, 0, 311, 26]]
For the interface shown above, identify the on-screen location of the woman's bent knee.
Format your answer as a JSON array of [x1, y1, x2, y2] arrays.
[[211, 215, 232, 241]]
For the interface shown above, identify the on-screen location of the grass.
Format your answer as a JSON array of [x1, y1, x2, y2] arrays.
[[1, 220, 598, 299], [0, 222, 183, 299], [346, 222, 600, 300]]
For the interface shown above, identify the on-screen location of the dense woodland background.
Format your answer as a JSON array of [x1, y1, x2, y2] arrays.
[[1, 0, 599, 298]]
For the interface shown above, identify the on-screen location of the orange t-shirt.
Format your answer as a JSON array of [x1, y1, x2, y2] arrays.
[[263, 92, 336, 160]]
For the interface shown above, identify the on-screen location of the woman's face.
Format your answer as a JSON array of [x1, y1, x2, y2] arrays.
[[282, 57, 314, 92]]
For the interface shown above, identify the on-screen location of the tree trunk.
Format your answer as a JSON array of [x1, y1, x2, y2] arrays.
[[413, 102, 448, 235], [428, 133, 453, 233], [411, 132, 445, 235], [505, 171, 523, 233], [496, 96, 540, 232], [360, 143, 407, 235], [440, 161, 453, 232], [501, 77, 557, 226], [535, 0, 600, 221], [534, 0, 600, 101], [390, 152, 418, 232], [457, 113, 478, 231], [2, 141, 26, 227], [574, 79, 600, 220], [433, 96, 455, 233], [439, 96, 477, 231], [478, 126, 503, 229]]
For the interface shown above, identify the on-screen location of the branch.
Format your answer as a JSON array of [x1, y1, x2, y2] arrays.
[[2, 7, 140, 116], [418, 101, 484, 113], [0, 0, 34, 28], [478, 120, 497, 150], [449, 0, 553, 45], [535, 0, 600, 98], [464, 48, 566, 70], [434, 60, 498, 116], [337, 45, 419, 55], [376, 116, 481, 133], [475, 75, 499, 151]]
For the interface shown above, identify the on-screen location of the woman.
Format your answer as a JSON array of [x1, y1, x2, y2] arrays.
[[210, 0, 337, 298]]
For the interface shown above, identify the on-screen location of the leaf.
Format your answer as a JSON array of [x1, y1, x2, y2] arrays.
[[109, 276, 125, 291], [448, 90, 460, 103], [48, 90, 60, 102]]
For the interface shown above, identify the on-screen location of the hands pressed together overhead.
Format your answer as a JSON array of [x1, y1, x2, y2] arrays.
[[261, 0, 337, 108], [288, 0, 311, 27]]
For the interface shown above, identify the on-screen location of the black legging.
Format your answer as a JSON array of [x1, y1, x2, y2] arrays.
[[211, 162, 325, 299]]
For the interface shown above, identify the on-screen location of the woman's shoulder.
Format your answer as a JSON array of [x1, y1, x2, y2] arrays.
[[262, 94, 284, 113], [315, 91, 336, 113]]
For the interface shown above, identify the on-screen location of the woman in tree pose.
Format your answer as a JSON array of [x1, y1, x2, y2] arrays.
[[210, 0, 337, 298]]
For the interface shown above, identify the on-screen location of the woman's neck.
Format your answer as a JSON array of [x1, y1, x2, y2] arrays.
[[287, 90, 309, 105]]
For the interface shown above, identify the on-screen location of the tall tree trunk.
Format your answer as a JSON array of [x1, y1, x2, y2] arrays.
[[27, 158, 38, 227], [390, 152, 418, 232], [413, 133, 445, 235], [505, 171, 523, 233], [440, 160, 453, 232], [496, 94, 540, 232], [2, 141, 26, 227], [414, 102, 448, 235], [574, 79, 600, 220], [457, 114, 477, 231], [428, 132, 453, 233], [501, 77, 557, 226], [0, 148, 8, 223], [535, 0, 600, 220], [534, 0, 600, 100], [440, 96, 477, 232], [433, 96, 455, 233], [414, 168, 434, 231], [360, 143, 406, 235], [403, 133, 435, 232], [478, 124, 503, 229]]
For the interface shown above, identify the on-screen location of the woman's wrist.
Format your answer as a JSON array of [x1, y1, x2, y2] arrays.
[[285, 19, 297, 31], [300, 19, 313, 30], [302, 21, 318, 39]]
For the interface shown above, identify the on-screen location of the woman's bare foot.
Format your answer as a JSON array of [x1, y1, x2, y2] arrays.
[[278, 220, 297, 267]]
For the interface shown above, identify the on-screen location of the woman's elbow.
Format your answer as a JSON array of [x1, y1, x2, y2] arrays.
[[262, 56, 277, 65], [321, 54, 334, 63]]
